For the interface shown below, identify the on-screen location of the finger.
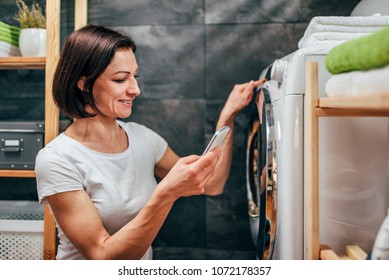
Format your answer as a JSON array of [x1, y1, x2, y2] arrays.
[[192, 148, 220, 170], [239, 81, 252, 88], [202, 168, 215, 184], [181, 154, 201, 164], [237, 78, 266, 91], [242, 80, 256, 97], [203, 149, 220, 169], [253, 78, 266, 87], [199, 159, 218, 182], [245, 90, 254, 104], [256, 90, 264, 104]]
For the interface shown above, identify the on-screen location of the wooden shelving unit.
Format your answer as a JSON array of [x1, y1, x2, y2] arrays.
[[0, 0, 88, 260], [305, 61, 389, 260], [0, 170, 35, 178], [0, 57, 45, 69]]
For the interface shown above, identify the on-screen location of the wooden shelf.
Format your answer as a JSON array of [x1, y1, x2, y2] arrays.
[[0, 0, 88, 261], [320, 244, 367, 260], [316, 95, 389, 117], [0, 170, 35, 178], [0, 57, 46, 69], [305, 61, 389, 260]]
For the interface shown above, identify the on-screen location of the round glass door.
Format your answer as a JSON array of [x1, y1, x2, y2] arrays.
[[246, 86, 277, 260]]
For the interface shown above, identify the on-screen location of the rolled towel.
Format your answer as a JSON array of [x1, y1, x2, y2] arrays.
[[0, 41, 21, 56], [0, 34, 19, 47], [0, 21, 21, 47], [325, 64, 389, 97], [0, 27, 20, 38], [298, 15, 389, 48], [0, 32, 20, 43], [325, 25, 389, 74], [0, 21, 21, 33]]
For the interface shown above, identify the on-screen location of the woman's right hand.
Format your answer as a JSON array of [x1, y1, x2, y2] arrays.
[[157, 148, 221, 201]]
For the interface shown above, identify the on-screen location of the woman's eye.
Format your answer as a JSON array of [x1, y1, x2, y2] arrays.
[[114, 79, 126, 83], [134, 75, 139, 79]]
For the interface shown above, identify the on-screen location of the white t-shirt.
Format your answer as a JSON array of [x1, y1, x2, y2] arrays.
[[35, 121, 168, 260]]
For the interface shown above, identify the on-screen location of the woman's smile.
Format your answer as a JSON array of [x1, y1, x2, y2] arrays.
[[119, 99, 133, 107]]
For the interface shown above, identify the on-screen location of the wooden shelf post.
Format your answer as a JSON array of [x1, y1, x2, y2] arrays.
[[305, 61, 320, 260], [43, 0, 61, 260], [75, 0, 88, 30]]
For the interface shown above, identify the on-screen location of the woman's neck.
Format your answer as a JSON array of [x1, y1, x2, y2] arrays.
[[64, 117, 129, 153]]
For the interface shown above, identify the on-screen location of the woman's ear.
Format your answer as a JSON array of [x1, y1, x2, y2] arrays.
[[77, 77, 86, 92]]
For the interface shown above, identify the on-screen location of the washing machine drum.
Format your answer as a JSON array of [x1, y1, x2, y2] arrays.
[[246, 87, 277, 260]]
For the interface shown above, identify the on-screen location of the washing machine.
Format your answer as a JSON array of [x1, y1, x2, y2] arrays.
[[246, 45, 389, 260]]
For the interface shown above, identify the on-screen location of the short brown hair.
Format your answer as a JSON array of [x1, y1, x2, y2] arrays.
[[53, 25, 137, 118]]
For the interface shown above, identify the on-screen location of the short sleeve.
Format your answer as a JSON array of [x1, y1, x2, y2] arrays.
[[35, 146, 83, 205], [142, 126, 168, 163]]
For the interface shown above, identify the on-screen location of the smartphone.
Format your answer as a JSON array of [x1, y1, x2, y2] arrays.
[[202, 126, 230, 156]]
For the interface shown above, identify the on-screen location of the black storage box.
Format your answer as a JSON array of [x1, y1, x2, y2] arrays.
[[0, 122, 44, 170]]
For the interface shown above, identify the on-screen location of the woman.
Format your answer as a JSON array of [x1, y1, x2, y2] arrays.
[[35, 25, 264, 260]]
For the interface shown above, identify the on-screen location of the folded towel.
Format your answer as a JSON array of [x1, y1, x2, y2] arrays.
[[299, 32, 369, 48], [298, 15, 389, 48], [0, 41, 21, 56], [325, 26, 389, 74], [325, 65, 389, 97]]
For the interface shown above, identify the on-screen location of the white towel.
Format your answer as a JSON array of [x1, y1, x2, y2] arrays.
[[298, 15, 389, 48], [371, 208, 389, 260], [325, 65, 389, 97], [0, 41, 21, 56], [299, 32, 369, 48]]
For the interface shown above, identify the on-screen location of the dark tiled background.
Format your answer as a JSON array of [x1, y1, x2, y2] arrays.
[[0, 0, 360, 259]]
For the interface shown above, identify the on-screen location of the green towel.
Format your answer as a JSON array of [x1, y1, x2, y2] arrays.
[[0, 31, 19, 41], [0, 37, 18, 47], [0, 29, 19, 37], [0, 21, 20, 46], [0, 21, 20, 33], [0, 26, 20, 34], [325, 25, 389, 74]]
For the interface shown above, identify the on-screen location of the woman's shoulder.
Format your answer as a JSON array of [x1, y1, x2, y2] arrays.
[[36, 133, 73, 160]]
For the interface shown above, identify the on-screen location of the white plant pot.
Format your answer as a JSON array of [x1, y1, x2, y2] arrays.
[[19, 28, 46, 57]]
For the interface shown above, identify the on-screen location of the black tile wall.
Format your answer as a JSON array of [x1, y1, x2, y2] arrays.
[[205, 23, 308, 100], [0, 0, 362, 259], [88, 0, 204, 25], [124, 98, 206, 156], [0, 70, 44, 121], [0, 178, 37, 200], [206, 0, 360, 24], [115, 25, 205, 100]]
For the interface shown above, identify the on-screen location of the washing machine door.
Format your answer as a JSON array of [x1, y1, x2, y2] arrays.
[[246, 86, 277, 260]]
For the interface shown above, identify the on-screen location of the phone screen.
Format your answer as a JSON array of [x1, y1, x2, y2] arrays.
[[202, 126, 230, 156]]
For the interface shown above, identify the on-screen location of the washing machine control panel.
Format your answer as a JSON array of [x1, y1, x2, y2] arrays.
[[270, 59, 287, 83]]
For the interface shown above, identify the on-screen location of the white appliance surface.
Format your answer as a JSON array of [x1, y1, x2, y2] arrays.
[[270, 93, 304, 259], [263, 45, 389, 259]]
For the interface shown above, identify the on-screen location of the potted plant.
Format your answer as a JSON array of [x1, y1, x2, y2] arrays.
[[13, 0, 46, 57]]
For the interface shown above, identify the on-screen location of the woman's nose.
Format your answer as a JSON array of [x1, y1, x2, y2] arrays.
[[127, 79, 141, 96]]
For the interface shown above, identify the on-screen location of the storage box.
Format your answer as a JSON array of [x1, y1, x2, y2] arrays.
[[0, 200, 44, 260], [0, 121, 44, 169]]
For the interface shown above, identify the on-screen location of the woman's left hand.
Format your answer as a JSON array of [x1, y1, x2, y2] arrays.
[[222, 78, 266, 119]]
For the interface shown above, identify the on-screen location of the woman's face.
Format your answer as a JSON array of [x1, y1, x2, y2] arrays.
[[90, 48, 140, 119]]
